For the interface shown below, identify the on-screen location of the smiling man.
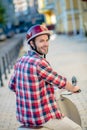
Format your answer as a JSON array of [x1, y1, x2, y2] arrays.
[[30, 34, 49, 55], [9, 24, 82, 130]]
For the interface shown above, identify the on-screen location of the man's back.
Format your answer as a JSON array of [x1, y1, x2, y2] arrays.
[[9, 50, 62, 126]]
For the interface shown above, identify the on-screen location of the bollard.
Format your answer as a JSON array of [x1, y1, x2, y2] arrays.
[[6, 53, 10, 73], [0, 65, 4, 87], [2, 56, 7, 79], [8, 50, 13, 69], [12, 47, 16, 65]]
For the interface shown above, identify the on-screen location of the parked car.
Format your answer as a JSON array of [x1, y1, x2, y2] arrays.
[[0, 26, 7, 41], [5, 25, 15, 38], [14, 21, 28, 34]]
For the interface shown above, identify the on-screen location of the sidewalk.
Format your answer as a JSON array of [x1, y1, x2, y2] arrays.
[[0, 34, 87, 130], [48, 34, 87, 130], [0, 71, 20, 130]]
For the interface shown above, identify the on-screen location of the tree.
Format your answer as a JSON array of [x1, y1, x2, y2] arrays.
[[0, 2, 5, 24]]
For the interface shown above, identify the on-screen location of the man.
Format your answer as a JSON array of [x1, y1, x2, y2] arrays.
[[9, 24, 82, 130]]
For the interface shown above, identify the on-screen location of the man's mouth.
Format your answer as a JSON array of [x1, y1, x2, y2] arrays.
[[42, 46, 48, 50]]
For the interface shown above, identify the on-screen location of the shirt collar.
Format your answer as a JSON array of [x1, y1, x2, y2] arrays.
[[28, 49, 44, 58]]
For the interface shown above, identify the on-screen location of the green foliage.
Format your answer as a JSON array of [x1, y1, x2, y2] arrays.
[[0, 3, 6, 24]]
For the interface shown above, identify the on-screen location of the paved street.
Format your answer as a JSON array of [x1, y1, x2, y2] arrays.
[[0, 34, 87, 130], [0, 34, 25, 76], [0, 34, 25, 58]]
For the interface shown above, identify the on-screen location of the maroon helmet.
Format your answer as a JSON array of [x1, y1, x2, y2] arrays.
[[26, 24, 51, 44]]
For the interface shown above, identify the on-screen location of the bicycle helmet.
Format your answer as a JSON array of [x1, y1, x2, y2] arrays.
[[26, 24, 51, 44]]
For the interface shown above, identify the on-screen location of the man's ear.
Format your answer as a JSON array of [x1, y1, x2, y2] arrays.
[[30, 40, 35, 49], [30, 41, 34, 47]]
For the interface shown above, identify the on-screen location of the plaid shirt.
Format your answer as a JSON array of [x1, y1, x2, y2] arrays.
[[9, 50, 67, 126]]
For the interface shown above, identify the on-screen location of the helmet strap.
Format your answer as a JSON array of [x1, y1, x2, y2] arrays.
[[44, 54, 46, 58]]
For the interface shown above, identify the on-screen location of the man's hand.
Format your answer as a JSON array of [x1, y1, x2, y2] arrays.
[[65, 81, 81, 93]]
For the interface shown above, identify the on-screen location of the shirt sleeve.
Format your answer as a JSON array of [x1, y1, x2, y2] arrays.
[[37, 59, 67, 89], [8, 66, 16, 92]]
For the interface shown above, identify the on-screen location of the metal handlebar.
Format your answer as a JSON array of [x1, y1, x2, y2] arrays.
[[72, 76, 77, 86], [72, 76, 81, 93]]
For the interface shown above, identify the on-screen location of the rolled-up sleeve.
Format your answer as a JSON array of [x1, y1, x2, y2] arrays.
[[37, 59, 67, 89]]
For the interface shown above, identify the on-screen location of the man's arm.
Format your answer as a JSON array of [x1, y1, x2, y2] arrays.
[[37, 59, 67, 89], [37, 59, 80, 92]]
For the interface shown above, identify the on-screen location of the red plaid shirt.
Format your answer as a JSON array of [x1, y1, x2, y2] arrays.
[[9, 50, 67, 126]]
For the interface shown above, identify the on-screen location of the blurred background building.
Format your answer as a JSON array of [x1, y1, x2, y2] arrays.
[[38, 0, 87, 36], [0, 0, 87, 37], [38, 0, 56, 30]]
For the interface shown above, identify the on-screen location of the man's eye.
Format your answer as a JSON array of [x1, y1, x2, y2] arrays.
[[40, 39, 48, 42], [40, 39, 44, 42]]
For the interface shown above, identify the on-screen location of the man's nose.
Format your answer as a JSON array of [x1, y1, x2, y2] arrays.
[[44, 41, 49, 46]]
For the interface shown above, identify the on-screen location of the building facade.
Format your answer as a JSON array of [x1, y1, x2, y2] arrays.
[[54, 0, 86, 35], [1, 0, 87, 36], [13, 0, 39, 24], [38, 0, 56, 29], [81, 0, 87, 36], [38, 0, 87, 36]]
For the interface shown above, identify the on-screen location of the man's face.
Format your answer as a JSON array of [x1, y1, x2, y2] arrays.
[[33, 34, 49, 55]]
